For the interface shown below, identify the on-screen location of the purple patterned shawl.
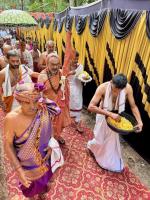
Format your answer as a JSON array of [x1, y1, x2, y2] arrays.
[[13, 99, 61, 197]]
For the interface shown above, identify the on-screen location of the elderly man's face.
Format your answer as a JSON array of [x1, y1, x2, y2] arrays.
[[47, 56, 60, 75], [46, 43, 54, 54]]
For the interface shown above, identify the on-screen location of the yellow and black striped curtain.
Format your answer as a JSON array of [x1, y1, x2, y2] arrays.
[[52, 10, 150, 119], [23, 9, 150, 119]]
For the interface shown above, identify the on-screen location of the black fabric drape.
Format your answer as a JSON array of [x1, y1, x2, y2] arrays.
[[75, 16, 87, 35], [127, 72, 150, 163], [83, 56, 97, 107], [103, 58, 113, 82], [38, 17, 44, 28], [44, 16, 51, 29], [58, 19, 64, 33], [146, 11, 150, 40], [135, 53, 150, 102], [65, 15, 73, 31], [53, 18, 58, 31], [89, 10, 107, 37], [106, 42, 116, 74], [110, 9, 142, 39], [85, 42, 100, 84]]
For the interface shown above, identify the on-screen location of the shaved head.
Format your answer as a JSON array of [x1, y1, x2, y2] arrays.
[[3, 44, 12, 56], [46, 40, 55, 54], [46, 53, 60, 75], [46, 40, 54, 46], [47, 53, 59, 65]]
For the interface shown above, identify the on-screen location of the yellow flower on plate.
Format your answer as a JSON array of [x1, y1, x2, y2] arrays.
[[107, 116, 133, 131]]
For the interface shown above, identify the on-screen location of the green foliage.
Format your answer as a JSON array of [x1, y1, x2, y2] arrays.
[[0, 0, 30, 10], [27, 0, 69, 12], [73, 0, 96, 7], [0, 0, 96, 12]]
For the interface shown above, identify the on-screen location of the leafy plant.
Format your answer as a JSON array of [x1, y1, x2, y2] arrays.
[[28, 0, 69, 12], [0, 0, 96, 12]]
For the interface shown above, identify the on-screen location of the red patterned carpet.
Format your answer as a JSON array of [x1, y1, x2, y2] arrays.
[[1, 110, 150, 200]]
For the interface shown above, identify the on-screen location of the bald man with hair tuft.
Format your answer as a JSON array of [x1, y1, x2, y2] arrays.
[[38, 40, 57, 72]]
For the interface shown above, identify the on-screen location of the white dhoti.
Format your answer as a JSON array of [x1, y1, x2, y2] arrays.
[[87, 114, 124, 172], [48, 137, 64, 173], [69, 64, 83, 123], [87, 82, 126, 172]]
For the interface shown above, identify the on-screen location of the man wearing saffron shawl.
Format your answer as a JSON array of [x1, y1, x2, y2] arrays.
[[4, 82, 64, 200], [38, 32, 76, 145], [38, 53, 71, 145]]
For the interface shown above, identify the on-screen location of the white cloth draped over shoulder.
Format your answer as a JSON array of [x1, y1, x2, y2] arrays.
[[2, 64, 33, 111], [87, 82, 126, 172]]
